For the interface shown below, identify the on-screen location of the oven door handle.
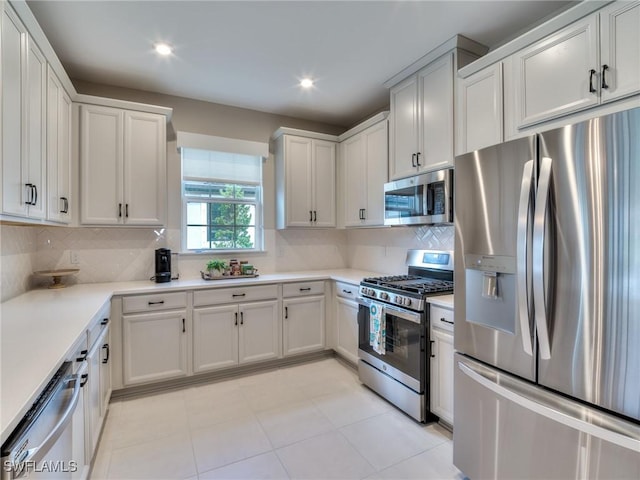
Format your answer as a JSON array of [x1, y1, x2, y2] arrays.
[[356, 297, 422, 324]]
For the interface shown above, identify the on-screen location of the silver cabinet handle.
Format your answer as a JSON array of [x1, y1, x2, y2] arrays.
[[516, 159, 535, 356], [533, 156, 553, 360]]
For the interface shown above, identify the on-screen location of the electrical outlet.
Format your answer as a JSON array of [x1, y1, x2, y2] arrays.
[[70, 251, 80, 264]]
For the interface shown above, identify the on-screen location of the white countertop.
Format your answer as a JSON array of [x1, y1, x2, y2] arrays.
[[0, 268, 380, 442], [427, 294, 454, 309]]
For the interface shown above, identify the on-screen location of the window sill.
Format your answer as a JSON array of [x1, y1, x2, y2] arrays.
[[179, 249, 266, 256]]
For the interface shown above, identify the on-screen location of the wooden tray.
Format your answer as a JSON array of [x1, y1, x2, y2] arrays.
[[200, 271, 259, 281]]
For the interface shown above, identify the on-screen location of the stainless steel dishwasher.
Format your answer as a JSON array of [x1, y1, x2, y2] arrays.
[[1, 361, 83, 479]]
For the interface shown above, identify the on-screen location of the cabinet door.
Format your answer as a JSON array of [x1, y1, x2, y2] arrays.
[[123, 310, 188, 385], [362, 120, 388, 226], [457, 63, 503, 154], [283, 295, 325, 356], [419, 52, 454, 172], [123, 111, 166, 225], [514, 16, 599, 128], [284, 136, 313, 226], [312, 139, 336, 227], [192, 305, 239, 373], [389, 75, 419, 180], [239, 300, 280, 364], [430, 327, 454, 425], [600, 1, 640, 104], [46, 67, 72, 223], [1, 6, 27, 217], [342, 134, 366, 226], [25, 35, 47, 219], [80, 104, 124, 225], [99, 326, 111, 417], [72, 364, 88, 480], [85, 334, 104, 458], [335, 296, 359, 364]]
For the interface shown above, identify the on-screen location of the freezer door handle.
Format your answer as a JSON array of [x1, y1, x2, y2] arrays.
[[533, 156, 553, 359], [457, 360, 640, 452], [516, 159, 535, 356]]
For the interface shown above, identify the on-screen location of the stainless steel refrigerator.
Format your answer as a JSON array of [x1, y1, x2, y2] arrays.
[[454, 107, 640, 479]]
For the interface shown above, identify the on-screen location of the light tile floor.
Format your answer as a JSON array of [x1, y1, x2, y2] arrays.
[[91, 358, 465, 480]]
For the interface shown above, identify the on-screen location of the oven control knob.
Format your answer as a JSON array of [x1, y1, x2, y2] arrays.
[[404, 298, 412, 307], [394, 296, 401, 304], [379, 292, 388, 300], [368, 289, 377, 297]]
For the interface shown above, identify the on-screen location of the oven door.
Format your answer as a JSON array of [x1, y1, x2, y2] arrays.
[[357, 297, 425, 392]]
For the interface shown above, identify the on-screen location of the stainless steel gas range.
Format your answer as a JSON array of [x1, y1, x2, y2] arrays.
[[356, 249, 453, 422]]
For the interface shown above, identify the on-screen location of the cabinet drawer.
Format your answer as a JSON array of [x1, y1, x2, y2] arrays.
[[193, 284, 278, 307], [283, 281, 325, 298], [430, 305, 454, 332], [122, 292, 187, 314], [335, 281, 358, 300]]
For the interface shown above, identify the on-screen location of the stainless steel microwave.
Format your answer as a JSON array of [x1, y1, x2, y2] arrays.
[[384, 169, 453, 226]]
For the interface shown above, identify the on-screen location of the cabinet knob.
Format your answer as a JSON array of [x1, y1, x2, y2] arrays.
[[416, 152, 421, 167], [411, 153, 417, 167]]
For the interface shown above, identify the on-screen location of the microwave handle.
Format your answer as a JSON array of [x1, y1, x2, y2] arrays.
[[426, 185, 434, 215]]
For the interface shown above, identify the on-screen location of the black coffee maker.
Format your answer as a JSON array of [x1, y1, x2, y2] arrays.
[[155, 248, 172, 283]]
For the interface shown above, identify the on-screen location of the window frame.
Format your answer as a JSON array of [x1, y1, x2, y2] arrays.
[[181, 178, 264, 254]]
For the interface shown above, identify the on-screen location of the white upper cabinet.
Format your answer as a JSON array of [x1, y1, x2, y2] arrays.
[[389, 75, 419, 180], [389, 52, 455, 180], [600, 1, 640, 103], [513, 16, 599, 128], [1, 5, 47, 220], [46, 67, 72, 223], [512, 2, 640, 129], [80, 104, 167, 226], [456, 63, 504, 154], [419, 53, 455, 172], [339, 113, 388, 227], [123, 110, 167, 225], [274, 131, 337, 229]]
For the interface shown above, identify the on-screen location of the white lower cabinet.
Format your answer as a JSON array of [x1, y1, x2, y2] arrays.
[[123, 310, 188, 385], [86, 327, 108, 457], [193, 299, 279, 373], [72, 363, 88, 480], [430, 305, 454, 426], [334, 282, 359, 365], [283, 291, 325, 356]]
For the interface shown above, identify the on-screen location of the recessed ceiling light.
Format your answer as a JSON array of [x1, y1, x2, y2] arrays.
[[300, 78, 314, 88], [154, 43, 173, 56]]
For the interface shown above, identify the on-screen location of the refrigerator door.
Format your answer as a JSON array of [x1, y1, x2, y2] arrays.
[[454, 137, 536, 381], [454, 354, 640, 480], [536, 107, 640, 421]]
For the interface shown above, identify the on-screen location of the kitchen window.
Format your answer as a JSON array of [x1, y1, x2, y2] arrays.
[[180, 142, 264, 252]]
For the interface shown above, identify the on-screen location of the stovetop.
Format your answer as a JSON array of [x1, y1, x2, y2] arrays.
[[362, 275, 454, 295]]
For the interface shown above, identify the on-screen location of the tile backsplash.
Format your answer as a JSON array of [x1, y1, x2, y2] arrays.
[[1, 223, 453, 301], [347, 225, 455, 275], [1, 225, 38, 302]]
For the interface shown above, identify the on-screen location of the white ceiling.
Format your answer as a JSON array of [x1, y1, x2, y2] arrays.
[[27, 0, 574, 127]]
